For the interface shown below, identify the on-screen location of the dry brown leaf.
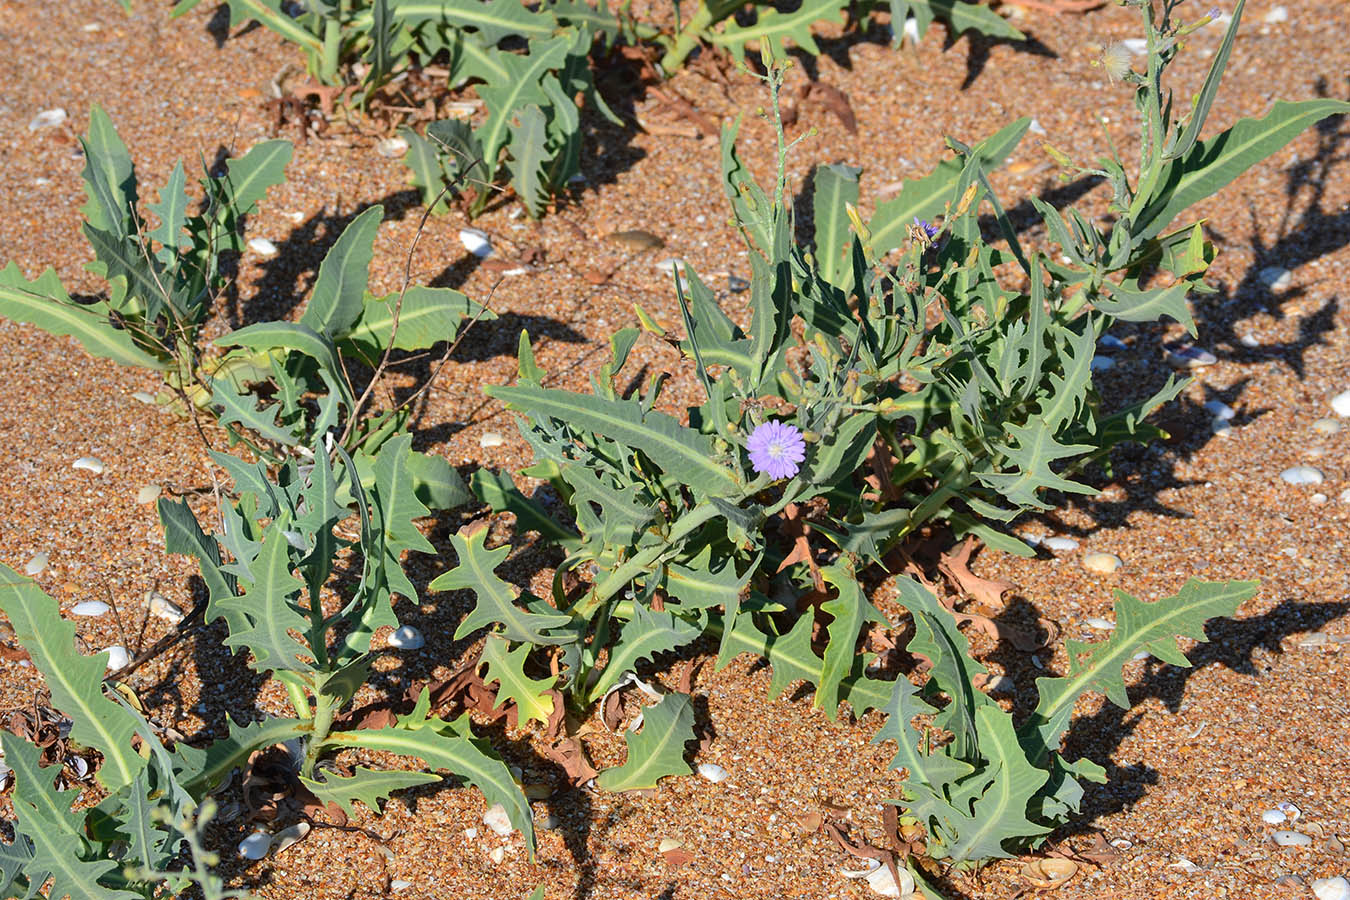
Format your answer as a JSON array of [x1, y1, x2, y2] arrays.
[[544, 736, 599, 786], [939, 537, 1013, 609]]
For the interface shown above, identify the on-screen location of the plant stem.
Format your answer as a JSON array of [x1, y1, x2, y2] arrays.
[[659, 0, 715, 73]]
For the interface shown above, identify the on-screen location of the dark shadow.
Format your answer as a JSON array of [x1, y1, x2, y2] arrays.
[[952, 31, 1057, 92]]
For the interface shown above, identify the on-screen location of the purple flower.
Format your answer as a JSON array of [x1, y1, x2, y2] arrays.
[[913, 217, 939, 240], [746, 420, 806, 480]]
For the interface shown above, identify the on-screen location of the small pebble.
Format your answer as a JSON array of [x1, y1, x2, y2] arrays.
[[1281, 466, 1324, 486], [1258, 266, 1292, 290], [985, 674, 1015, 694], [606, 229, 665, 251], [390, 881, 413, 892], [103, 645, 130, 672], [82, 22, 102, 31], [1313, 877, 1350, 900], [24, 552, 48, 576], [1262, 808, 1288, 825], [654, 257, 685, 275], [71, 601, 111, 617], [1090, 355, 1115, 372], [1082, 552, 1122, 574], [697, 763, 729, 783], [136, 485, 162, 504], [1165, 345, 1217, 369], [1132, 651, 1151, 661], [238, 831, 271, 860], [1313, 418, 1342, 435], [375, 136, 408, 158], [1042, 536, 1079, 552], [1341, 488, 1350, 504], [1028, 117, 1046, 136], [146, 592, 184, 623], [482, 803, 513, 836], [1204, 400, 1235, 420], [1085, 616, 1116, 630], [28, 108, 67, 131], [1098, 334, 1128, 352], [1263, 5, 1288, 23], [1273, 830, 1313, 847], [479, 432, 505, 448], [538, 814, 559, 830], [387, 625, 424, 650], [658, 838, 683, 853], [1312, 493, 1328, 505], [459, 228, 493, 258], [463, 828, 478, 840], [1211, 418, 1233, 438], [1332, 390, 1350, 417], [72, 456, 105, 474], [131, 390, 157, 405], [488, 846, 506, 865], [247, 237, 278, 257], [1240, 333, 1261, 348]]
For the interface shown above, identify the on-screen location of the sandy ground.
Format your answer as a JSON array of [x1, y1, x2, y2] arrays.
[[1, 0, 1348, 897]]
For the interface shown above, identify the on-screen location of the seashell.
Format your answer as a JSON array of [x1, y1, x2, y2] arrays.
[[375, 136, 408, 158], [1272, 830, 1312, 847], [985, 674, 1015, 694], [238, 831, 271, 860], [1089, 355, 1115, 372], [1262, 808, 1287, 825], [523, 783, 551, 801], [1085, 616, 1115, 631], [390, 880, 414, 892], [1332, 390, 1350, 417], [841, 858, 881, 879], [1082, 552, 1122, 574], [696, 763, 729, 783], [1263, 5, 1288, 23], [1028, 118, 1046, 136], [70, 757, 90, 779], [272, 821, 310, 854], [1258, 266, 1292, 290], [28, 108, 67, 131], [865, 863, 914, 898], [131, 390, 157, 405], [387, 625, 424, 650], [104, 645, 130, 671], [1275, 801, 1301, 822], [658, 838, 683, 854], [606, 230, 665, 251], [73, 456, 105, 474], [1314, 877, 1350, 900], [728, 274, 749, 293], [479, 432, 505, 448], [1240, 333, 1260, 347], [1164, 345, 1217, 369], [1169, 856, 1203, 873], [1281, 466, 1324, 486], [1041, 536, 1079, 552], [1110, 838, 1133, 850], [1211, 418, 1233, 438], [1098, 334, 1128, 352], [1020, 858, 1077, 888], [146, 592, 184, 623], [247, 237, 278, 257], [538, 814, 559, 830], [482, 803, 513, 836], [488, 846, 505, 864], [463, 828, 477, 840], [71, 601, 111, 617], [1313, 418, 1342, 435], [1204, 400, 1235, 420], [459, 228, 493, 258], [24, 552, 49, 576], [136, 485, 162, 504]]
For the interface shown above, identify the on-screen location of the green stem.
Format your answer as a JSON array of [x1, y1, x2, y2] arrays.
[[659, 0, 716, 74], [302, 692, 336, 778]]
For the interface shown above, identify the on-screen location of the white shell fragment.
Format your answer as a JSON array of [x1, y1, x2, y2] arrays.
[[387, 625, 424, 650], [272, 821, 310, 854], [375, 136, 409, 158], [658, 838, 683, 854], [1262, 808, 1288, 825], [71, 601, 111, 617], [479, 432, 505, 448], [1098, 334, 1128, 352], [73, 456, 105, 474], [1204, 400, 1235, 420], [1085, 616, 1116, 631], [390, 880, 414, 892], [1082, 552, 1123, 574], [1169, 856, 1203, 873], [238, 831, 271, 860], [459, 228, 493, 258], [489, 845, 506, 864], [1332, 390, 1350, 417], [1041, 536, 1079, 552], [1258, 266, 1292, 290], [136, 484, 162, 504], [1273, 830, 1313, 847], [1313, 876, 1350, 900], [1089, 355, 1115, 372], [28, 108, 67, 131], [1028, 117, 1047, 136], [103, 645, 130, 672], [696, 763, 729, 783], [1211, 418, 1233, 438], [146, 592, 185, 623], [1263, 5, 1289, 23], [247, 237, 279, 257], [1281, 466, 1325, 486], [1165, 345, 1217, 369], [24, 552, 49, 576], [1275, 801, 1302, 822], [985, 674, 1015, 694], [482, 803, 514, 836], [1313, 418, 1343, 435]]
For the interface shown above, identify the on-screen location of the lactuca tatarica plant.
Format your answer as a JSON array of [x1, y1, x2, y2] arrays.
[[449, 0, 1337, 859], [0, 109, 489, 509]]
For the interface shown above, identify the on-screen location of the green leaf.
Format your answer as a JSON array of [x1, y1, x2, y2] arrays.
[[480, 635, 557, 727], [207, 370, 298, 446], [431, 527, 572, 643], [217, 520, 316, 674], [176, 714, 309, 796], [148, 160, 189, 260], [1135, 99, 1350, 242], [156, 496, 241, 630], [0, 263, 166, 370], [1021, 579, 1258, 764], [1168, 0, 1246, 160], [589, 605, 702, 701], [370, 433, 436, 603], [489, 385, 742, 497], [868, 117, 1030, 256], [474, 36, 574, 183], [383, 0, 557, 44], [210, 137, 293, 249], [812, 163, 861, 290], [816, 564, 887, 715], [595, 693, 696, 792], [300, 204, 384, 338], [340, 285, 492, 366], [926, 0, 1023, 41], [470, 468, 581, 552], [1093, 279, 1194, 333], [507, 104, 551, 218], [405, 448, 472, 511], [325, 703, 535, 854], [400, 126, 456, 212], [299, 768, 440, 819], [975, 421, 1097, 513], [0, 566, 147, 792], [871, 678, 976, 825], [218, 320, 355, 407], [710, 0, 844, 61], [78, 104, 136, 238]]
